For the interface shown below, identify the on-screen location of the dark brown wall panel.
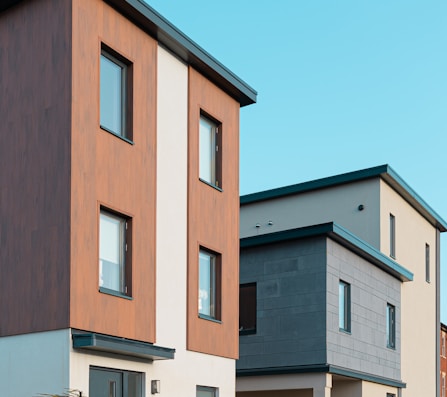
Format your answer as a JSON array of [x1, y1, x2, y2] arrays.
[[70, 0, 157, 342], [0, 0, 72, 336], [187, 67, 240, 358]]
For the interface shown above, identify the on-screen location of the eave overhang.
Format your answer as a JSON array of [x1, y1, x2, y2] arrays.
[[241, 164, 447, 232], [0, 0, 257, 107], [236, 364, 406, 389], [240, 222, 413, 282], [72, 332, 175, 361]]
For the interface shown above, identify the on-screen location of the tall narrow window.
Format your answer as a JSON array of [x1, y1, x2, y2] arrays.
[[425, 243, 430, 283], [100, 46, 132, 140], [442, 333, 446, 357], [339, 280, 351, 332], [99, 210, 131, 296], [442, 373, 446, 397], [239, 283, 257, 334], [197, 386, 218, 397], [387, 303, 396, 349], [199, 114, 222, 188], [390, 214, 396, 258], [199, 248, 221, 320]]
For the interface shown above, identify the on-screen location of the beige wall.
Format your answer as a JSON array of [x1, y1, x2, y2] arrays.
[[380, 180, 437, 397]]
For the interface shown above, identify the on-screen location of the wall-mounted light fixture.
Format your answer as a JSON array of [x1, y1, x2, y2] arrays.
[[267, 220, 273, 226], [358, 204, 365, 211], [151, 380, 160, 394], [255, 223, 261, 228]]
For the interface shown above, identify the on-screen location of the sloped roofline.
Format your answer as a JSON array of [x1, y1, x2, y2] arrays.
[[241, 164, 447, 232], [240, 221, 414, 282], [1, 0, 257, 107]]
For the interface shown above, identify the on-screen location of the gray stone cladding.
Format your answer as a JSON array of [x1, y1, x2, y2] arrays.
[[238, 235, 401, 382]]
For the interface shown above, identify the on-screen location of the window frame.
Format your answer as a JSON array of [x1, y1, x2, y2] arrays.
[[339, 280, 351, 333], [239, 283, 257, 335], [197, 385, 218, 397], [198, 247, 222, 321], [442, 333, 446, 357], [99, 208, 132, 299], [100, 44, 133, 143], [199, 112, 222, 190], [386, 303, 396, 349], [89, 366, 143, 397], [389, 213, 396, 258], [425, 243, 430, 283]]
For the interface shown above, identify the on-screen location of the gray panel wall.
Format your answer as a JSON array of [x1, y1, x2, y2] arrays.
[[326, 239, 401, 380], [238, 236, 402, 383], [238, 237, 328, 370]]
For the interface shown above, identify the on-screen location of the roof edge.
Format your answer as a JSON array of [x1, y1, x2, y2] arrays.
[[241, 164, 447, 231], [240, 222, 413, 282]]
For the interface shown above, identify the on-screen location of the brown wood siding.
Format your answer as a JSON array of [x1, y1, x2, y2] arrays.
[[187, 67, 240, 358], [70, 0, 157, 342], [0, 0, 72, 336]]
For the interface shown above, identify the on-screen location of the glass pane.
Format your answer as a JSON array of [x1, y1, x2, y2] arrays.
[[99, 212, 124, 292], [101, 54, 123, 135], [339, 282, 345, 329], [197, 391, 215, 397], [199, 251, 215, 317], [199, 116, 215, 184]]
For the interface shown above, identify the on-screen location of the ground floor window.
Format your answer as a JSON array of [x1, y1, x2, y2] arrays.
[[197, 385, 218, 397], [89, 367, 143, 397]]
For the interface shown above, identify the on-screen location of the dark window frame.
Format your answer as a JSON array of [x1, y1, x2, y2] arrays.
[[387, 303, 396, 349], [100, 43, 133, 143], [390, 213, 396, 258], [425, 243, 430, 283], [339, 280, 351, 333], [89, 366, 143, 397], [197, 385, 218, 397], [99, 207, 133, 299], [199, 111, 222, 190], [198, 247, 222, 321]]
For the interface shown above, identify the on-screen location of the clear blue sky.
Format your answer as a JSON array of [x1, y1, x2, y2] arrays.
[[146, 0, 447, 323]]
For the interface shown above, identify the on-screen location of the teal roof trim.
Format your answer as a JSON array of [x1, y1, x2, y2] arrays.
[[241, 222, 413, 282], [240, 164, 447, 231], [237, 364, 406, 388], [72, 332, 175, 361]]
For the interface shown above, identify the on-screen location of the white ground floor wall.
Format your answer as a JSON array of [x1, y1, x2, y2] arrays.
[[1, 329, 236, 397]]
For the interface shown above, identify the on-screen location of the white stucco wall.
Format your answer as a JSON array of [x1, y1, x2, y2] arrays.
[[153, 45, 236, 397], [0, 329, 70, 397]]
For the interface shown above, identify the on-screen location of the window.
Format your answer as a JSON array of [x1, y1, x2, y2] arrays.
[[339, 280, 351, 332], [387, 303, 396, 349], [425, 243, 430, 282], [390, 214, 396, 258], [99, 209, 131, 297], [442, 333, 446, 357], [100, 46, 132, 140], [199, 114, 221, 188], [239, 283, 256, 335], [198, 248, 221, 320], [89, 367, 142, 397], [442, 373, 446, 397], [197, 386, 218, 397]]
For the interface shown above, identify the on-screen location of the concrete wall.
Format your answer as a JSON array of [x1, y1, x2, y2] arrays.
[[240, 179, 381, 249], [326, 239, 401, 380], [238, 237, 328, 370]]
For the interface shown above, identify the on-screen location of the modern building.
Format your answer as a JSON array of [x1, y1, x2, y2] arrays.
[[442, 323, 447, 397], [0, 1, 256, 396], [237, 165, 446, 397]]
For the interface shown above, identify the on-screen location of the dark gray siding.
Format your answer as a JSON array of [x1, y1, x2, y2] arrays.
[[238, 237, 328, 370]]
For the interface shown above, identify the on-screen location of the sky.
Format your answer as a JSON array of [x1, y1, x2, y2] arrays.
[[145, 0, 447, 323]]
